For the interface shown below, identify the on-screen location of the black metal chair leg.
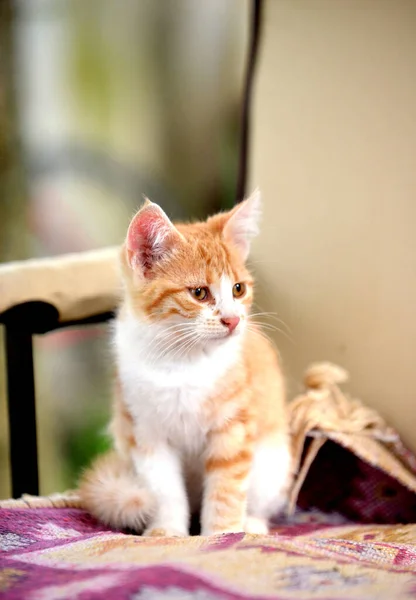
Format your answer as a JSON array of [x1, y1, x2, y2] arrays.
[[4, 325, 39, 498]]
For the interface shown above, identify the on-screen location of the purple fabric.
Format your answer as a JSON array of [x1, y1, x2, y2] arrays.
[[2, 507, 416, 599]]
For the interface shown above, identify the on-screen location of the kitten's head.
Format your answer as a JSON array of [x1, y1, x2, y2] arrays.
[[121, 190, 261, 353]]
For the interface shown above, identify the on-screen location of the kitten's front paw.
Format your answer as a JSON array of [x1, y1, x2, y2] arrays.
[[245, 516, 269, 535], [143, 525, 188, 538]]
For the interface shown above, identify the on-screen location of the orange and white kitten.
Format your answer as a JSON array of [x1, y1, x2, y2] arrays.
[[79, 190, 292, 536]]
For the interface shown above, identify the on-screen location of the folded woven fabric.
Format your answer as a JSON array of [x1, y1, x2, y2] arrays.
[[288, 362, 416, 523]]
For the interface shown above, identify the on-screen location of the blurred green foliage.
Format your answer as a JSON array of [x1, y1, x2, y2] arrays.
[[64, 410, 111, 487]]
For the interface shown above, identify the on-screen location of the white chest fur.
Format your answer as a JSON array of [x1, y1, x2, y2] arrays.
[[114, 313, 241, 452]]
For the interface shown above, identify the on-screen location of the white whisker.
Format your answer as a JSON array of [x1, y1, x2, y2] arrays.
[[248, 320, 294, 345], [246, 326, 283, 361], [143, 327, 196, 365], [152, 322, 194, 340], [151, 326, 196, 352], [249, 310, 292, 334], [152, 330, 197, 363], [172, 333, 202, 361]]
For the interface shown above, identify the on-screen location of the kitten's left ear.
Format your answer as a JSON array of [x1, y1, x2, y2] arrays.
[[223, 189, 261, 260], [125, 197, 183, 276]]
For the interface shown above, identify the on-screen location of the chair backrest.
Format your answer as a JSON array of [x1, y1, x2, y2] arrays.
[[0, 246, 120, 498]]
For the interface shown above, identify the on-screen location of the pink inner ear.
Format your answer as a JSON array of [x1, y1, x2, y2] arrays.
[[127, 207, 175, 275]]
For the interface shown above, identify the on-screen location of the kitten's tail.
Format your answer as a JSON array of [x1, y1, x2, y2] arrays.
[[79, 451, 154, 531]]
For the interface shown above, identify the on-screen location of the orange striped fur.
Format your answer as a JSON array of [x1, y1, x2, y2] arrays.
[[79, 190, 293, 536]]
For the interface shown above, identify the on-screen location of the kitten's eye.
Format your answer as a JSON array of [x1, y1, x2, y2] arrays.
[[190, 287, 209, 301], [232, 282, 246, 298]]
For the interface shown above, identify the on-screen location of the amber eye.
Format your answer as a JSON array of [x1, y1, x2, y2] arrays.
[[190, 287, 209, 301], [233, 282, 246, 298]]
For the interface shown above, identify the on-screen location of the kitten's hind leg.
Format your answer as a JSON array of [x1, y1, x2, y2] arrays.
[[247, 436, 292, 533]]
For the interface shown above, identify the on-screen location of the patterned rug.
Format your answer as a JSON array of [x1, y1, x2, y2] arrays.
[[2, 508, 416, 599]]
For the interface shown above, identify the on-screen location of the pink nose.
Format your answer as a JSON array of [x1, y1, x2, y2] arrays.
[[221, 316, 240, 333]]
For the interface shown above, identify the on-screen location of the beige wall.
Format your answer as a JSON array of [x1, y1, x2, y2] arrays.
[[250, 0, 416, 450]]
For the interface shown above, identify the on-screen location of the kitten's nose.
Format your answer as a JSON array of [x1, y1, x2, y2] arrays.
[[221, 316, 240, 333]]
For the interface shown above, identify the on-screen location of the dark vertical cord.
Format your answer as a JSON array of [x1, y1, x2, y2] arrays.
[[235, 0, 264, 203]]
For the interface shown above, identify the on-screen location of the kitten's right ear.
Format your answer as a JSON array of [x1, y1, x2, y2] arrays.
[[222, 188, 261, 261], [125, 198, 183, 276]]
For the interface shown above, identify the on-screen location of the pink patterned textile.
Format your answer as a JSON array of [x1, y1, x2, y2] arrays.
[[2, 508, 416, 599]]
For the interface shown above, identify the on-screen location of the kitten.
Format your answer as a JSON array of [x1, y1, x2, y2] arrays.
[[79, 190, 293, 536]]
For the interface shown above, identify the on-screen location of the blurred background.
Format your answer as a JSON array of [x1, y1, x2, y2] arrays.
[[0, 0, 250, 497], [2, 0, 416, 501]]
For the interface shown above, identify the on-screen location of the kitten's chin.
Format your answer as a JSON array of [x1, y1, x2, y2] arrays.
[[203, 327, 242, 348]]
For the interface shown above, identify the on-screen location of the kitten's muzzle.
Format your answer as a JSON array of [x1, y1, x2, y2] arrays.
[[220, 316, 240, 333]]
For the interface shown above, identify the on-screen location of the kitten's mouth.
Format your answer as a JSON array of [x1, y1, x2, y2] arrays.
[[211, 327, 241, 341], [225, 327, 240, 337]]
